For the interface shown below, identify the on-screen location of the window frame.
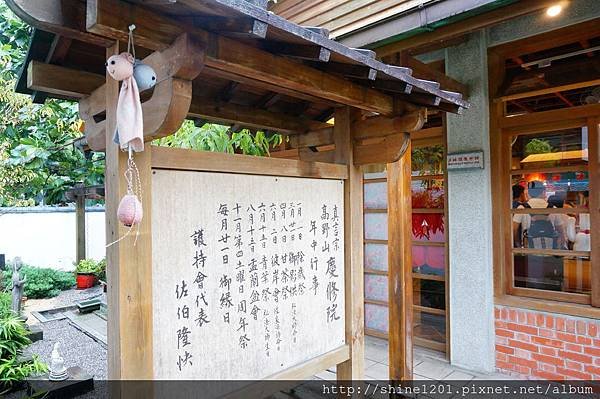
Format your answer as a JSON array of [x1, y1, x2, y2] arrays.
[[494, 107, 600, 311]]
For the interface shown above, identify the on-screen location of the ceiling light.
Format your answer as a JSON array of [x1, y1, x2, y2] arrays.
[[546, 5, 562, 17]]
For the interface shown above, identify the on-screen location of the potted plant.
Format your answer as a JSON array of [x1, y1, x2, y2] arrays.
[[74, 259, 100, 289]]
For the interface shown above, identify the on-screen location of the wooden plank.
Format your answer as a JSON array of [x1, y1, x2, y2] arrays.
[[353, 109, 426, 140], [495, 294, 600, 320], [5, 0, 113, 47], [264, 42, 331, 62], [512, 248, 590, 257], [335, 107, 365, 381], [289, 127, 334, 148], [187, 16, 268, 38], [387, 147, 413, 381], [399, 52, 468, 97], [104, 43, 154, 381], [298, 148, 335, 163], [188, 98, 330, 134], [27, 61, 104, 98], [497, 79, 600, 103], [353, 133, 410, 165], [151, 146, 348, 179], [86, 0, 397, 116], [266, 345, 349, 380], [374, 0, 557, 57], [499, 104, 600, 129], [586, 118, 600, 307], [75, 194, 86, 264]]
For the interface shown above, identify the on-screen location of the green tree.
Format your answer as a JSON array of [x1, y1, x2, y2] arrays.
[[0, 4, 104, 206]]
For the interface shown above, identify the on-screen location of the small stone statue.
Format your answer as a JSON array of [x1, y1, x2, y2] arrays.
[[49, 343, 69, 381], [11, 257, 26, 317]]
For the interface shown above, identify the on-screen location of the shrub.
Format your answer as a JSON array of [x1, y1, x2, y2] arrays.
[[0, 313, 47, 393], [3, 266, 75, 299], [75, 258, 106, 280], [0, 292, 11, 318]]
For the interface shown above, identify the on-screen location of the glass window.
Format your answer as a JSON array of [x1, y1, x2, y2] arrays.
[[507, 126, 594, 301]]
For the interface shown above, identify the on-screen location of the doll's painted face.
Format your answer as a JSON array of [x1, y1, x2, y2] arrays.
[[106, 52, 135, 81]]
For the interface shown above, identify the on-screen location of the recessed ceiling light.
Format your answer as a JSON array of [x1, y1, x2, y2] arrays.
[[546, 5, 562, 17]]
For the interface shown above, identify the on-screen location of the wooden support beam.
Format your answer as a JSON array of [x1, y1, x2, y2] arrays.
[[5, 0, 113, 47], [303, 26, 330, 38], [81, 34, 205, 151], [320, 62, 377, 81], [187, 16, 268, 38], [297, 147, 335, 163], [289, 127, 334, 148], [353, 109, 426, 140], [27, 61, 105, 99], [104, 42, 154, 382], [334, 106, 365, 381], [588, 119, 600, 307], [188, 98, 330, 134], [353, 133, 410, 165], [265, 42, 331, 62], [387, 146, 413, 382], [86, 0, 397, 116], [399, 52, 468, 97], [496, 78, 600, 102]]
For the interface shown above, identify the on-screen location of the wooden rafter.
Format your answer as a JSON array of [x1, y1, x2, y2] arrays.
[[86, 0, 398, 116], [27, 61, 105, 98]]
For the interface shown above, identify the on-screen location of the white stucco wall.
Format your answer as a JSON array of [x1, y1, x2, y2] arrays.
[[0, 207, 105, 270]]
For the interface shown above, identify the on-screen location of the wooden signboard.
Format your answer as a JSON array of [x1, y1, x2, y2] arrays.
[[151, 168, 346, 379]]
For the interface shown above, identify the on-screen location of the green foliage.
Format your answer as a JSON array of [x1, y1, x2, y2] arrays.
[[75, 258, 105, 276], [153, 121, 282, 156], [525, 138, 553, 156], [0, 313, 47, 393], [3, 266, 75, 299], [0, 4, 104, 206], [0, 292, 11, 318]]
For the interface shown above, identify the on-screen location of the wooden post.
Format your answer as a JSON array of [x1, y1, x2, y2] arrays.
[[588, 118, 600, 307], [105, 42, 154, 382], [387, 143, 413, 382], [335, 106, 365, 381], [75, 193, 86, 263]]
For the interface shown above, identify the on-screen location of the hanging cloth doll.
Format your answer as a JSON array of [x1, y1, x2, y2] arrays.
[[106, 26, 144, 247], [106, 27, 144, 152]]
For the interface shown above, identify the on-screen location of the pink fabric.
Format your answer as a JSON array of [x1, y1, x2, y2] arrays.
[[106, 52, 144, 152], [116, 76, 144, 152]]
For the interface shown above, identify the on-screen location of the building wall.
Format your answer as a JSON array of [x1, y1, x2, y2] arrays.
[[441, 0, 600, 376], [445, 30, 495, 373], [495, 306, 600, 379], [0, 207, 106, 270]]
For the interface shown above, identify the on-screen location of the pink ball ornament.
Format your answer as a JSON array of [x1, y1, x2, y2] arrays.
[[117, 194, 143, 227], [106, 52, 135, 81]]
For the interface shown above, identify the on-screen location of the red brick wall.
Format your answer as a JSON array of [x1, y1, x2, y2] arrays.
[[495, 305, 600, 380]]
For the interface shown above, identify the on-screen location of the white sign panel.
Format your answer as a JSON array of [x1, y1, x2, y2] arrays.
[[447, 150, 484, 170], [151, 169, 346, 380]]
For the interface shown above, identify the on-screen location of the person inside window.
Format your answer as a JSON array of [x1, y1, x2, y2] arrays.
[[514, 181, 565, 249], [512, 182, 529, 247]]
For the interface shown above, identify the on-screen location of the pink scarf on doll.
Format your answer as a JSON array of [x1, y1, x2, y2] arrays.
[[106, 52, 144, 152]]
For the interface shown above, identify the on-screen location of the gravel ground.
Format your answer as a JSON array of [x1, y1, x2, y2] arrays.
[[23, 287, 108, 381], [24, 286, 104, 321]]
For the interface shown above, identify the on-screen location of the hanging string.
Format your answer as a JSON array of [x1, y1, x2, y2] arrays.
[[105, 149, 143, 248], [106, 24, 144, 249], [127, 24, 136, 59]]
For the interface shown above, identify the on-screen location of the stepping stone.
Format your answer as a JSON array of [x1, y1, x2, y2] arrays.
[[27, 324, 43, 343], [27, 366, 93, 398]]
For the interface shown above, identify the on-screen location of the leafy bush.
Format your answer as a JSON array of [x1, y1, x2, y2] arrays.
[[75, 258, 106, 280], [0, 292, 11, 318], [0, 313, 47, 393], [3, 266, 75, 299]]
